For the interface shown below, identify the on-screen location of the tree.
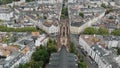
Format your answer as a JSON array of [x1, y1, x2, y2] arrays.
[[29, 61, 43, 68], [117, 48, 120, 55], [26, 0, 35, 2], [2, 0, 12, 4], [105, 8, 113, 15], [109, 16, 114, 19], [88, 5, 90, 8], [101, 3, 107, 8], [78, 62, 87, 68], [61, 7, 68, 18], [18, 63, 29, 68], [32, 48, 49, 62], [43, 16, 47, 19], [83, 27, 98, 35], [0, 26, 39, 32], [79, 12, 84, 18], [14, 19, 17, 23], [47, 39, 57, 55], [111, 29, 120, 36], [70, 42, 77, 54], [61, 14, 66, 18], [98, 27, 108, 35]]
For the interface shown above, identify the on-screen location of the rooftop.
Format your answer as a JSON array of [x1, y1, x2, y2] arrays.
[[0, 44, 19, 57], [71, 22, 84, 27], [91, 45, 107, 57], [43, 20, 58, 27], [0, 7, 13, 13], [80, 35, 106, 47], [47, 46, 78, 68]]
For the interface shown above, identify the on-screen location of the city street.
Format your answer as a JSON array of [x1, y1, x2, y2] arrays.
[[70, 34, 98, 68]]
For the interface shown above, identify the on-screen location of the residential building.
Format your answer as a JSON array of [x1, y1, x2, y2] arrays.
[[0, 7, 13, 21], [42, 20, 59, 35], [79, 35, 119, 68], [35, 34, 48, 46], [68, 3, 105, 34]]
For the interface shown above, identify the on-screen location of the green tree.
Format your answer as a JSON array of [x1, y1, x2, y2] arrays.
[[117, 48, 120, 55], [47, 39, 57, 55], [83, 27, 98, 34], [79, 12, 84, 18], [101, 3, 107, 8], [18, 63, 29, 68], [2, 0, 12, 4], [0, 26, 39, 32], [61, 7, 68, 18], [78, 62, 87, 68], [70, 42, 77, 54], [43, 16, 47, 19], [29, 61, 43, 68], [61, 14, 66, 18], [109, 16, 114, 19], [26, 0, 35, 2], [98, 27, 108, 35], [105, 8, 113, 15], [32, 48, 49, 62], [111, 29, 120, 36]]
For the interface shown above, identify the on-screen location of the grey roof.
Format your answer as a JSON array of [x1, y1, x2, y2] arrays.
[[18, 39, 34, 50], [91, 45, 106, 57], [80, 7, 105, 12], [18, 39, 32, 45], [0, 59, 5, 65], [117, 41, 120, 48], [47, 46, 78, 68], [71, 22, 84, 27], [4, 51, 24, 68], [90, 0, 101, 1], [91, 45, 119, 68], [0, 8, 13, 13], [102, 51, 119, 68]]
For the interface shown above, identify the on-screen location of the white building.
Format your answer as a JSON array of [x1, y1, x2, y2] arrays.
[[79, 35, 119, 68], [70, 11, 105, 34], [89, 0, 102, 7], [38, 0, 63, 4], [35, 34, 48, 46], [42, 20, 59, 35], [3, 38, 36, 68], [0, 7, 13, 21]]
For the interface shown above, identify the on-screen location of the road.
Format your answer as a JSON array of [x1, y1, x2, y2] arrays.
[[70, 34, 98, 68]]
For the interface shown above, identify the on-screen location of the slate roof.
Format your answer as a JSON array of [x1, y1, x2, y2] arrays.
[[47, 46, 78, 68], [91, 45, 106, 57], [91, 45, 119, 68], [71, 22, 84, 27]]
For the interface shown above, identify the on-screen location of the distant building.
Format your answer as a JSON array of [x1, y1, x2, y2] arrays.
[[2, 37, 36, 68], [68, 2, 105, 34], [32, 32, 40, 37], [35, 34, 48, 46], [0, 7, 13, 21], [114, 0, 120, 6], [42, 20, 59, 35], [79, 35, 119, 68]]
